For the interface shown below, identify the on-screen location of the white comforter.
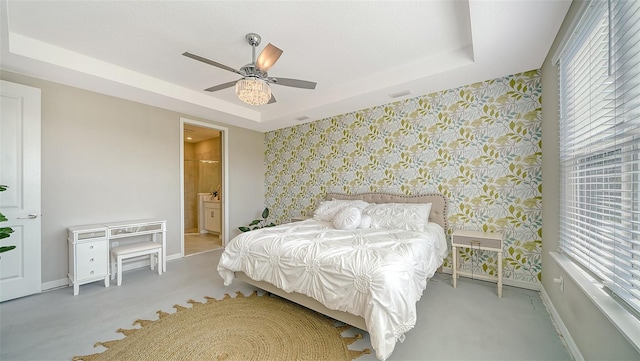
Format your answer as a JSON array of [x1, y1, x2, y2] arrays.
[[217, 219, 448, 360]]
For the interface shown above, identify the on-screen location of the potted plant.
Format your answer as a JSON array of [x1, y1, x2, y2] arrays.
[[238, 207, 276, 232], [0, 185, 15, 253]]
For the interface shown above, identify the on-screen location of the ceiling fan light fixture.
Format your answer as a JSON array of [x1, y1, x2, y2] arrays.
[[236, 78, 271, 105]]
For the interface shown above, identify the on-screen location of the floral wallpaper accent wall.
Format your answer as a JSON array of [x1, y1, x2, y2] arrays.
[[264, 70, 543, 285]]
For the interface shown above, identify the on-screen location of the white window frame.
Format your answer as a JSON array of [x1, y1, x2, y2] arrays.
[[555, 0, 640, 351]]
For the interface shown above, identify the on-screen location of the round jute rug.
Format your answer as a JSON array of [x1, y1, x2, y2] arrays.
[[73, 291, 370, 361]]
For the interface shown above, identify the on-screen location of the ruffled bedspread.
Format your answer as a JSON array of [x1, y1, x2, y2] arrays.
[[217, 219, 448, 360]]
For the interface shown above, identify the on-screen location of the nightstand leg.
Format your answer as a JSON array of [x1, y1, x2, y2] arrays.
[[498, 250, 503, 298], [452, 245, 457, 288]]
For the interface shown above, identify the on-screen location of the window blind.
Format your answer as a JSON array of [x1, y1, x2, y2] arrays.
[[559, 0, 640, 314]]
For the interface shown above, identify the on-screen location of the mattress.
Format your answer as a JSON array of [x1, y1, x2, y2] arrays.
[[217, 219, 448, 360]]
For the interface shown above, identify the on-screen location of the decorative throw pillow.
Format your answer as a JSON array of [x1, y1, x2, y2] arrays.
[[332, 207, 362, 230], [358, 214, 372, 229], [313, 200, 369, 222], [363, 203, 432, 231]]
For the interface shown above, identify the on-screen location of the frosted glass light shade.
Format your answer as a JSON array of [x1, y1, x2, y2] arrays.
[[236, 78, 271, 105]]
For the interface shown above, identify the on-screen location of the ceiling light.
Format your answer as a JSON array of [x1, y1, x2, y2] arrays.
[[236, 78, 271, 105]]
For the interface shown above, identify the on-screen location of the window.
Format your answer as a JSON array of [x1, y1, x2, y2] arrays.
[[559, 0, 640, 314]]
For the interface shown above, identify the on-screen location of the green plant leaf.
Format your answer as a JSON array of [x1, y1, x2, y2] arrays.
[[0, 186, 14, 251], [262, 207, 270, 219], [238, 227, 251, 232], [0, 246, 16, 253], [0, 227, 14, 239]]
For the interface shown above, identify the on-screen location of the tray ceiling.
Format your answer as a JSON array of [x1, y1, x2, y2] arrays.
[[0, 0, 571, 132]]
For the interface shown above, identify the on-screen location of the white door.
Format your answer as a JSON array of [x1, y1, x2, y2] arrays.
[[0, 80, 42, 302]]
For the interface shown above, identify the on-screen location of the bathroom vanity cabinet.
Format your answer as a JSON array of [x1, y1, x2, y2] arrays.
[[204, 201, 221, 233]]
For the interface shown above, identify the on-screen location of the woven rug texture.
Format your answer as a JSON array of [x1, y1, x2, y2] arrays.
[[72, 290, 370, 361]]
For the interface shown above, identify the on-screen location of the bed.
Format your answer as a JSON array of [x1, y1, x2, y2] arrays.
[[217, 193, 449, 361]]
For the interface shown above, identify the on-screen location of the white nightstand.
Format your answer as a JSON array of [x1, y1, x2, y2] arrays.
[[451, 229, 503, 297]]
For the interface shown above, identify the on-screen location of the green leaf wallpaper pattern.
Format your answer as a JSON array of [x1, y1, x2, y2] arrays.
[[264, 70, 543, 285]]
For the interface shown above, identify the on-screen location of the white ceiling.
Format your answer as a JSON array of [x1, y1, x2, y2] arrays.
[[0, 0, 571, 133]]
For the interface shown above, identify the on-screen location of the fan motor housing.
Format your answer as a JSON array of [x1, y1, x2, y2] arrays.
[[240, 64, 267, 79]]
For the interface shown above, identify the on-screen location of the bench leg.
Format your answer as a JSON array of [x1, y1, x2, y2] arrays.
[[157, 251, 162, 276], [110, 253, 116, 281], [117, 256, 123, 286], [149, 253, 155, 271]]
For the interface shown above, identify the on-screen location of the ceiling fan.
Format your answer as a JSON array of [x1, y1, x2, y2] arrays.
[[183, 33, 316, 105]]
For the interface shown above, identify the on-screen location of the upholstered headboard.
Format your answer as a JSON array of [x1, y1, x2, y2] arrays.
[[326, 192, 448, 231]]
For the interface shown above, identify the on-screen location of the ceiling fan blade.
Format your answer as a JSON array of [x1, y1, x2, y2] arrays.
[[268, 94, 277, 104], [267, 77, 317, 89], [255, 43, 283, 72], [204, 81, 237, 92], [183, 52, 241, 75]]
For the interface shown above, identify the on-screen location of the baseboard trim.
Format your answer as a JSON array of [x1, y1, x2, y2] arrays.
[[166, 253, 182, 262], [42, 252, 182, 292], [440, 267, 540, 291], [41, 279, 69, 291], [540, 285, 583, 361]]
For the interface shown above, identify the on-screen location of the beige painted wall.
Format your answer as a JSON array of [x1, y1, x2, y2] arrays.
[[540, 1, 639, 359], [0, 70, 265, 286]]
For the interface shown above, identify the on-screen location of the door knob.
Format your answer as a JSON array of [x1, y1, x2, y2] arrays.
[[17, 214, 38, 219]]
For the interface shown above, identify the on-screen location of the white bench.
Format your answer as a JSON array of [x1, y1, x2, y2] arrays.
[[110, 241, 163, 286]]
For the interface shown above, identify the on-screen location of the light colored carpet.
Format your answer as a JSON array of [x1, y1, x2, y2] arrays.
[[0, 251, 571, 361]]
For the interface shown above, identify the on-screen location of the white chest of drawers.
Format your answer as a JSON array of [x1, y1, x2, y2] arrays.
[[67, 225, 110, 295]]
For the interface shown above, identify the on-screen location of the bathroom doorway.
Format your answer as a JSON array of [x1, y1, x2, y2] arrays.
[[180, 119, 228, 256]]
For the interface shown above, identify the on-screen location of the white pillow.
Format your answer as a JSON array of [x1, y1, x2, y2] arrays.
[[313, 199, 369, 222], [363, 202, 432, 231], [358, 214, 372, 229], [332, 207, 362, 230]]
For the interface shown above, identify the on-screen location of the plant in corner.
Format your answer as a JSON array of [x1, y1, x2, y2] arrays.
[[238, 207, 276, 232], [0, 185, 16, 253]]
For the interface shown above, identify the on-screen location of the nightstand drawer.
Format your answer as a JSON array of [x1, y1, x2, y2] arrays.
[[452, 234, 501, 249]]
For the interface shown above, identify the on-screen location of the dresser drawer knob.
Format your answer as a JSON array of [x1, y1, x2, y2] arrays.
[[90, 258, 94, 262], [89, 245, 94, 249], [90, 271, 94, 275]]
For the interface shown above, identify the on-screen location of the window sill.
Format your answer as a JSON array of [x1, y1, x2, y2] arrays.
[[550, 251, 640, 353]]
